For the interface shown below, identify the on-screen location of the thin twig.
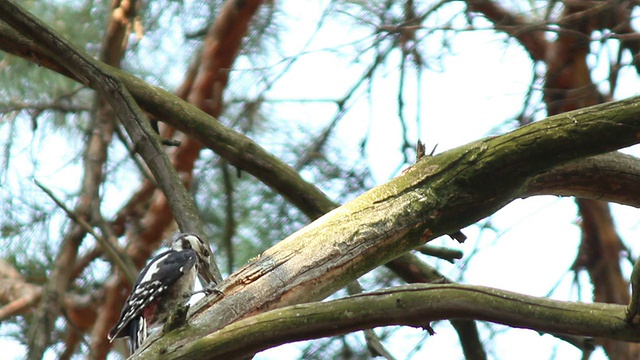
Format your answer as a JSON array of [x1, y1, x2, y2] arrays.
[[221, 162, 236, 275], [33, 180, 136, 284], [415, 244, 463, 263]]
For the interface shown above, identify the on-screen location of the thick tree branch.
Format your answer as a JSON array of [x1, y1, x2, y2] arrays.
[[129, 96, 640, 358], [156, 284, 639, 359], [345, 281, 396, 360]]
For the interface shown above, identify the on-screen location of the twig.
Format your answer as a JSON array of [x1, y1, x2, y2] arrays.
[[33, 180, 136, 284], [416, 245, 463, 263], [221, 162, 236, 274], [415, 140, 466, 244]]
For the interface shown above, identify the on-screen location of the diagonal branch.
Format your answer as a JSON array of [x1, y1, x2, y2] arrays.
[[33, 180, 136, 283], [0, 0, 222, 281], [0, 19, 335, 220], [132, 96, 640, 358]]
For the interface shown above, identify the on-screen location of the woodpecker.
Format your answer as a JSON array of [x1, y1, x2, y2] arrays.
[[108, 233, 217, 354]]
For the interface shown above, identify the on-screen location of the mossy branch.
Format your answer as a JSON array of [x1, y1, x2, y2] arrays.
[[129, 96, 640, 358], [152, 284, 638, 359]]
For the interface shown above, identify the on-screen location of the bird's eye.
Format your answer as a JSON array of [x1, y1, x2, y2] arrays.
[[203, 249, 210, 257], [182, 240, 192, 249]]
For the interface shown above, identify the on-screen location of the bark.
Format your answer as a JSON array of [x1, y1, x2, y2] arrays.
[[158, 284, 636, 360]]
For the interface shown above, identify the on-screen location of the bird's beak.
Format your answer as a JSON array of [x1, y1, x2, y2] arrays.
[[197, 254, 218, 287]]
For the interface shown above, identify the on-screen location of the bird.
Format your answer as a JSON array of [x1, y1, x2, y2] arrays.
[[108, 233, 217, 354]]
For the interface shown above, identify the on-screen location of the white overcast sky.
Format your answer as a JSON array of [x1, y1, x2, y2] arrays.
[[2, 1, 639, 359]]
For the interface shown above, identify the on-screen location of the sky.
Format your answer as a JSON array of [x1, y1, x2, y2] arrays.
[[254, 1, 640, 359], [2, 1, 640, 359]]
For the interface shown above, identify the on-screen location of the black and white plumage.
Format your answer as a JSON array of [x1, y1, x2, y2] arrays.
[[108, 233, 217, 354]]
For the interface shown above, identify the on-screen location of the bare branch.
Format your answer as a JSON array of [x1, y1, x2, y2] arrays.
[[415, 245, 463, 263], [154, 284, 639, 359], [388, 253, 486, 359], [33, 180, 136, 283], [523, 152, 640, 208], [346, 281, 396, 360]]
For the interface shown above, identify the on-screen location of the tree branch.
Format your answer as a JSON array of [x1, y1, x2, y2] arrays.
[[415, 244, 463, 263], [155, 284, 639, 359], [346, 280, 396, 360], [0, 19, 335, 220], [33, 180, 137, 284], [130, 96, 640, 358], [523, 151, 640, 207], [387, 253, 486, 359]]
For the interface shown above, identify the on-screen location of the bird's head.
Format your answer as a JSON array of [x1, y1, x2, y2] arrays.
[[172, 233, 218, 287]]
